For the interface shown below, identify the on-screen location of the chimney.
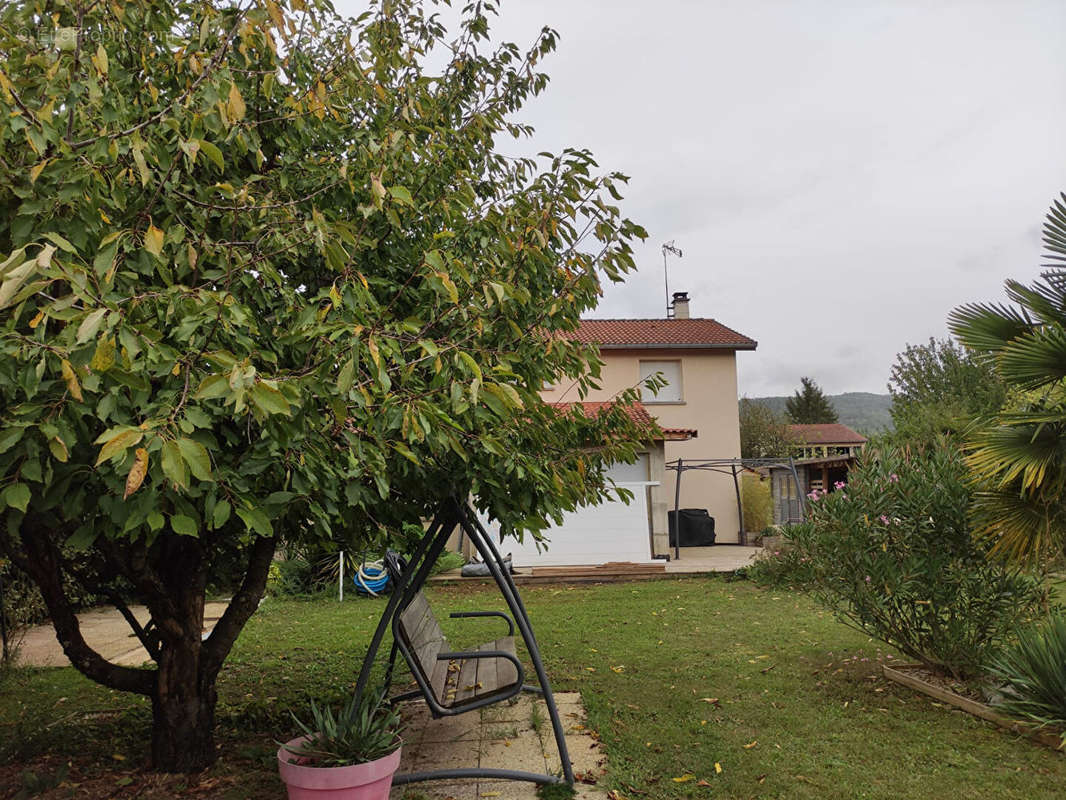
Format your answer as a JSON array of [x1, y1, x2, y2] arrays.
[[671, 291, 690, 319]]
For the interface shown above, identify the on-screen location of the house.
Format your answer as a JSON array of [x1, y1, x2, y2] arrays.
[[526, 292, 757, 562], [767, 423, 867, 525], [490, 401, 697, 567]]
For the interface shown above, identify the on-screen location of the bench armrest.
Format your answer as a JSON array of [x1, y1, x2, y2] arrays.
[[448, 611, 515, 636]]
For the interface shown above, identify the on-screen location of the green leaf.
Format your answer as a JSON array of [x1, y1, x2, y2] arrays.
[[250, 382, 291, 416], [388, 185, 413, 206], [198, 139, 224, 170], [336, 358, 355, 393], [77, 308, 108, 344], [212, 500, 232, 529], [175, 438, 213, 481], [171, 514, 198, 536], [194, 374, 229, 400], [0, 427, 24, 454], [3, 482, 31, 513], [147, 511, 165, 532], [457, 351, 482, 381], [161, 439, 189, 489], [236, 506, 272, 537]]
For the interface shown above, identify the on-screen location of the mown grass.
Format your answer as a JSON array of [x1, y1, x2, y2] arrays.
[[2, 576, 1065, 799]]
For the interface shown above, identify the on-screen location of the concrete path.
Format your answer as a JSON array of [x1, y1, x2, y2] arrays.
[[390, 692, 606, 799], [15, 602, 230, 667], [664, 544, 761, 573]]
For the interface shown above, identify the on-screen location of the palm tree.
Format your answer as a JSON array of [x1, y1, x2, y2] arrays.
[[948, 194, 1066, 563]]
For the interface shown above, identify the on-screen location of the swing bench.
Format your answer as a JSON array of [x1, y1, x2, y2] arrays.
[[353, 497, 574, 788]]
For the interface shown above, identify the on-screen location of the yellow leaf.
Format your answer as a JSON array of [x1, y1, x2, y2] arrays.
[[367, 337, 380, 367], [29, 159, 50, 184], [124, 448, 149, 499], [49, 436, 68, 463], [144, 224, 164, 257], [61, 359, 83, 401], [610, 665, 625, 673], [227, 82, 246, 121], [715, 762, 723, 774], [28, 310, 44, 328], [95, 429, 143, 466], [94, 44, 108, 76], [672, 774, 695, 783], [743, 740, 758, 749]]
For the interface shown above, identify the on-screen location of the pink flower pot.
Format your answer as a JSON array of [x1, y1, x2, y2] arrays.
[[277, 737, 402, 800]]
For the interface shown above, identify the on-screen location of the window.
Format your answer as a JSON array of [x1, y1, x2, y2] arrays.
[[639, 360, 682, 403]]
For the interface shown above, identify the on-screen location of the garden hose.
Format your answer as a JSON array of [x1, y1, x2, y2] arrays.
[[353, 558, 389, 596]]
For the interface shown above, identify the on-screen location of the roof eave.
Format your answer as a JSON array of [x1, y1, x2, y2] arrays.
[[595, 342, 758, 351]]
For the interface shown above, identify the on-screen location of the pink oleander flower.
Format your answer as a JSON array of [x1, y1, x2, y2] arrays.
[[807, 489, 822, 500], [864, 575, 871, 583], [879, 515, 890, 525], [834, 481, 846, 490], [888, 473, 899, 483]]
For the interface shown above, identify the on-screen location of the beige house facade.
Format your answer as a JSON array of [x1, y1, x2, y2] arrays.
[[541, 305, 757, 552]]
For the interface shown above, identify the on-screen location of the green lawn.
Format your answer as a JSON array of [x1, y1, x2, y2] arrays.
[[2, 576, 1064, 798]]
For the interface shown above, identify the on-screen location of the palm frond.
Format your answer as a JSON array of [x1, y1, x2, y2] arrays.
[[996, 326, 1066, 390], [948, 302, 1033, 354], [969, 486, 1063, 564], [1042, 194, 1066, 266]]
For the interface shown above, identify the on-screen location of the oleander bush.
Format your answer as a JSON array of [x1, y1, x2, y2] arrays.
[[786, 440, 1047, 679]]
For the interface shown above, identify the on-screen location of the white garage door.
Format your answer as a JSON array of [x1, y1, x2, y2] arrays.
[[482, 458, 658, 568]]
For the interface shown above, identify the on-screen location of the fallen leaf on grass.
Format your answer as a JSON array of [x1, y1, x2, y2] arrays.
[[672, 774, 695, 783], [743, 740, 758, 749], [715, 762, 723, 774]]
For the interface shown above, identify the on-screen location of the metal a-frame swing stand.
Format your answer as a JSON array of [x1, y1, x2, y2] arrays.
[[353, 496, 575, 789]]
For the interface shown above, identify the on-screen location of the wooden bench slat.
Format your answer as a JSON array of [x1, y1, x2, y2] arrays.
[[489, 637, 519, 694], [452, 647, 480, 706]]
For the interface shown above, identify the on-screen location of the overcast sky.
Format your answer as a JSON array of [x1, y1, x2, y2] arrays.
[[337, 0, 1066, 397]]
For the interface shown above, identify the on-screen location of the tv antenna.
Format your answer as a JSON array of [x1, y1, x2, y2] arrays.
[[662, 241, 683, 317]]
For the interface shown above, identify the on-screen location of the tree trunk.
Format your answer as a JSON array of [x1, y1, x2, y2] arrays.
[[151, 665, 218, 772]]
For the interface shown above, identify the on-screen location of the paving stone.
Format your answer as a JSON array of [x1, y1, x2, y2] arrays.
[[405, 739, 481, 774], [472, 778, 539, 799], [390, 779, 479, 799], [481, 722, 523, 741], [419, 714, 482, 743], [479, 736, 546, 775]]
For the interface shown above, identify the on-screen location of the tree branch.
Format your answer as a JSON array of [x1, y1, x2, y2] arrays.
[[13, 518, 154, 696], [200, 534, 276, 680]]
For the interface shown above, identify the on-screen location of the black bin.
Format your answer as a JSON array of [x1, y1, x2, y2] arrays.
[[668, 508, 716, 547]]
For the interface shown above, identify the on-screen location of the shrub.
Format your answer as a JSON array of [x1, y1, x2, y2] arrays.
[[987, 614, 1066, 744], [740, 475, 773, 535], [789, 440, 1046, 679], [746, 533, 817, 589]]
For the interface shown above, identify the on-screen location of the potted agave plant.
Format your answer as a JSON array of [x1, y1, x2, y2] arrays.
[[278, 689, 403, 800]]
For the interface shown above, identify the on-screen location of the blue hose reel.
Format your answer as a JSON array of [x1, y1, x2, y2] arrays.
[[352, 559, 390, 596]]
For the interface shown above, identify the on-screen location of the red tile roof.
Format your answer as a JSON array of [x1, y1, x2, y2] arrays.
[[571, 318, 756, 350], [553, 401, 697, 441], [788, 423, 867, 445]]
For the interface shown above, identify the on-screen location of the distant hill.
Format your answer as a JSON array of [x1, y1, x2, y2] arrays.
[[747, 392, 893, 434]]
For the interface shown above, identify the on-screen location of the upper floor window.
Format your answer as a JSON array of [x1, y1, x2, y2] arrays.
[[639, 360, 682, 403]]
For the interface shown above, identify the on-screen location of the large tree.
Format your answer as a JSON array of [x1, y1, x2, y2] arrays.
[[887, 337, 1006, 440], [0, 0, 648, 771], [739, 397, 794, 458], [949, 195, 1066, 564], [785, 377, 838, 424]]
